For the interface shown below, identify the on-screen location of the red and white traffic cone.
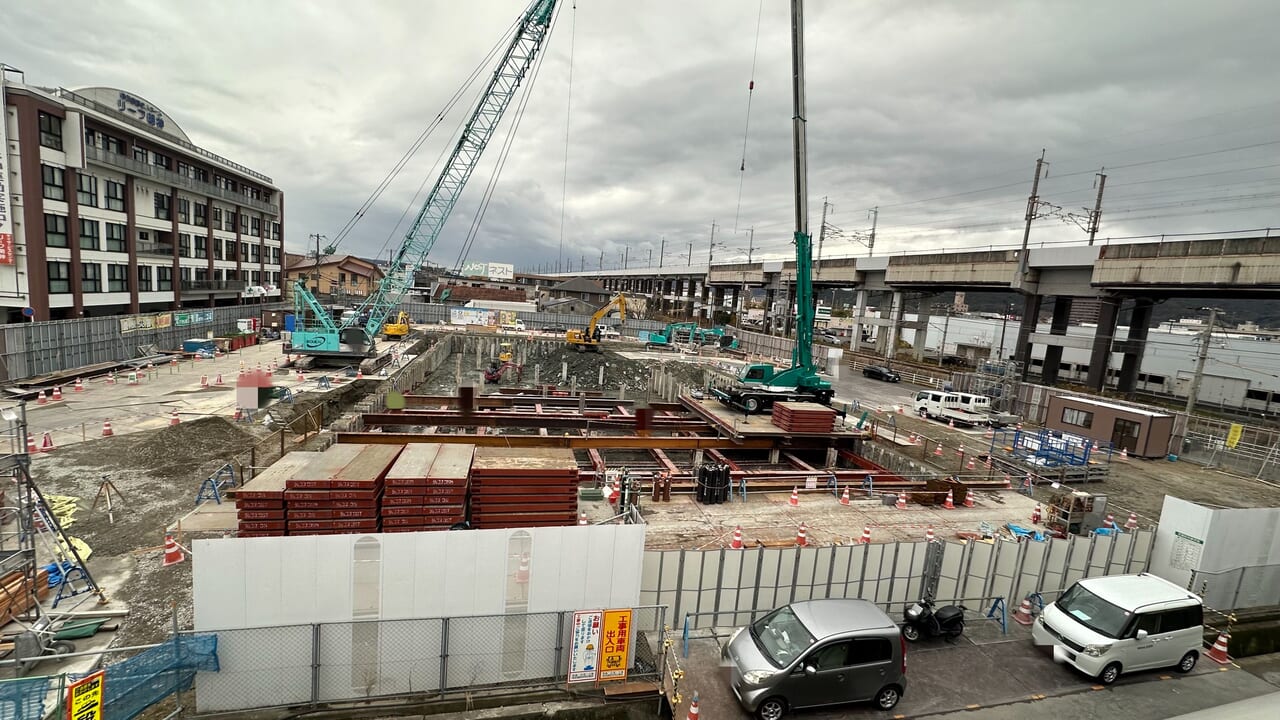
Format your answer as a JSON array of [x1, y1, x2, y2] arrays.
[[296, 369, 305, 381], [956, 445, 965, 457], [40, 432, 54, 452], [948, 418, 955, 429], [858, 526, 872, 544], [964, 489, 975, 508], [515, 553, 530, 585], [1031, 504, 1042, 524], [934, 444, 944, 457], [51, 386, 63, 401], [102, 419, 114, 437], [942, 489, 955, 510], [966, 457, 976, 470], [215, 373, 224, 386], [74, 377, 85, 392], [896, 492, 907, 510], [875, 405, 883, 414], [193, 352, 202, 362], [984, 456, 992, 469], [26, 433, 39, 453], [839, 486, 851, 506], [169, 411, 181, 426], [795, 522, 808, 547], [730, 525, 744, 549], [984, 425, 994, 439], [356, 368, 365, 380], [908, 433, 917, 444], [1003, 474, 1013, 489], [1124, 512, 1138, 531], [162, 535, 185, 566], [1207, 631, 1232, 664], [925, 525, 935, 543], [171, 357, 179, 367], [686, 692, 701, 720], [1013, 596, 1035, 625], [200, 374, 209, 388], [577, 512, 589, 526], [36, 390, 47, 405], [1104, 513, 1116, 529], [896, 405, 904, 414], [106, 372, 116, 385], [1120, 447, 1129, 461], [788, 487, 799, 507]]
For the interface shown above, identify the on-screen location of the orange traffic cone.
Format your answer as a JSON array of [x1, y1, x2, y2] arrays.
[[942, 489, 955, 510], [106, 372, 116, 385], [964, 489, 975, 508], [40, 432, 54, 452], [193, 352, 201, 362], [948, 418, 955, 429], [215, 373, 224, 386], [74, 377, 84, 392], [1031, 503, 1042, 524], [934, 444, 944, 457], [730, 525, 744, 549], [788, 487, 799, 507], [200, 374, 209, 388], [795, 522, 808, 546], [984, 456, 992, 469], [956, 445, 965, 457], [171, 357, 179, 366], [925, 525, 935, 543], [896, 492, 907, 510], [169, 411, 181, 426], [984, 425, 994, 438], [908, 433, 917, 444], [1013, 596, 1035, 625], [102, 419, 114, 437], [51, 386, 63, 401], [162, 535, 185, 566], [1103, 513, 1116, 529], [966, 457, 976, 470], [356, 368, 364, 380], [687, 692, 701, 720], [26, 433, 39, 453], [1124, 512, 1138, 530], [36, 390, 47, 405], [857, 526, 872, 544], [1207, 631, 1232, 664], [296, 369, 305, 381], [1003, 474, 1012, 489], [578, 512, 589, 526]]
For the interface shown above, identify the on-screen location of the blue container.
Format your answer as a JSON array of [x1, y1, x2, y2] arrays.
[[284, 314, 296, 332], [1167, 454, 1179, 462], [182, 338, 216, 353]]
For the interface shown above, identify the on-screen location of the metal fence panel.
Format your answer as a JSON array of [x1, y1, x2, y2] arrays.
[[316, 618, 443, 702], [195, 624, 313, 712], [443, 612, 562, 689]]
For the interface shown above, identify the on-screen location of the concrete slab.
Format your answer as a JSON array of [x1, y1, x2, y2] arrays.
[[173, 500, 239, 534]]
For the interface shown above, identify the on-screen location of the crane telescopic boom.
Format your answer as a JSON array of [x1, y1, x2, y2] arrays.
[[290, 0, 559, 362]]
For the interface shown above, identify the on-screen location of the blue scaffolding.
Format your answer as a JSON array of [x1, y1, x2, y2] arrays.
[[989, 427, 1111, 468]]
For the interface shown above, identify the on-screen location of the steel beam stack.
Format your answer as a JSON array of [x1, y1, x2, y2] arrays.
[[468, 448, 579, 528], [382, 443, 474, 532]]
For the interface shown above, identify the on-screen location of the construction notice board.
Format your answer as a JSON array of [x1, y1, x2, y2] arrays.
[[599, 608, 633, 681], [567, 610, 603, 683], [67, 670, 105, 720]]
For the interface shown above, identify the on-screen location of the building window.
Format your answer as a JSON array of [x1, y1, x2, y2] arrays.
[[104, 135, 124, 155], [77, 175, 98, 207], [157, 266, 172, 291], [1061, 407, 1093, 429], [47, 262, 71, 294], [193, 167, 208, 183], [251, 270, 260, 284], [213, 238, 223, 260], [225, 210, 236, 232], [137, 265, 153, 292], [105, 180, 126, 212], [178, 233, 192, 257], [178, 198, 190, 224], [106, 223, 126, 252], [154, 192, 171, 220], [226, 238, 238, 261], [271, 247, 281, 265], [38, 112, 63, 150], [108, 264, 129, 292], [44, 214, 68, 248], [180, 267, 192, 283], [194, 202, 207, 227], [251, 244, 260, 263], [195, 268, 208, 282], [84, 128, 98, 149], [271, 222, 281, 241], [195, 236, 207, 259], [79, 219, 100, 251], [250, 217, 260, 237], [81, 263, 102, 292], [41, 165, 66, 201], [151, 152, 171, 170], [212, 206, 222, 228], [134, 146, 147, 163]]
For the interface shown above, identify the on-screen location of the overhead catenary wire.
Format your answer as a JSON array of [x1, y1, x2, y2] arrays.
[[732, 0, 766, 234]]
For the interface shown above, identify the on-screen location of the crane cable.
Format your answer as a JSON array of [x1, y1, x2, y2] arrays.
[[732, 0, 765, 233], [557, 0, 578, 273]]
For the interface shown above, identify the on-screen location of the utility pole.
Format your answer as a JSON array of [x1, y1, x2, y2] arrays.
[[580, 254, 585, 272], [647, 248, 652, 268], [816, 197, 831, 278], [687, 242, 692, 267], [659, 235, 666, 269], [867, 206, 878, 256], [995, 302, 1013, 361], [623, 247, 629, 269], [1016, 150, 1048, 282], [1185, 307, 1220, 416], [706, 221, 719, 268], [746, 227, 755, 263], [1087, 169, 1107, 245], [933, 302, 954, 364], [598, 250, 603, 271]]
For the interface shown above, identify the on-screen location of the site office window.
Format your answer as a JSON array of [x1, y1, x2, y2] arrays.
[[1062, 407, 1093, 429], [38, 112, 63, 150]]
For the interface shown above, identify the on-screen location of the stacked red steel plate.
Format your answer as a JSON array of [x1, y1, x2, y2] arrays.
[[771, 401, 837, 433], [469, 448, 579, 529], [381, 443, 475, 532], [235, 452, 318, 537], [285, 444, 402, 536]]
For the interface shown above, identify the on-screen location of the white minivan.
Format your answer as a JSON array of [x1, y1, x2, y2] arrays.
[[1031, 573, 1204, 685]]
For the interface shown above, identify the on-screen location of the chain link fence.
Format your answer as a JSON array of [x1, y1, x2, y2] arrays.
[[194, 605, 667, 713], [1179, 415, 1280, 482]]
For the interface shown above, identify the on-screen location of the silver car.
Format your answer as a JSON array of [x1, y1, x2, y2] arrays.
[[722, 599, 906, 719]]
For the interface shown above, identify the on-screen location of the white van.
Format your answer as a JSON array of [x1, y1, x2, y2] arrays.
[[1032, 573, 1204, 685], [499, 319, 526, 332]]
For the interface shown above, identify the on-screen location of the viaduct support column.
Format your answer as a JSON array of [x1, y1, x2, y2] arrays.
[[763, 288, 776, 333], [684, 279, 696, 319], [1116, 298, 1154, 395], [851, 289, 867, 353], [1014, 293, 1044, 380], [700, 282, 711, 321], [914, 302, 931, 363], [712, 286, 725, 323], [1085, 297, 1122, 391], [883, 291, 905, 360], [1040, 297, 1073, 386]]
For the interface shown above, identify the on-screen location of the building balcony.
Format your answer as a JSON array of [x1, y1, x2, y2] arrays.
[[180, 280, 245, 297], [85, 146, 279, 216]]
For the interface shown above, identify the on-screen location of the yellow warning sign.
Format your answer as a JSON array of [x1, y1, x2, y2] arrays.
[[67, 670, 105, 720], [1226, 424, 1243, 449], [598, 609, 633, 681]]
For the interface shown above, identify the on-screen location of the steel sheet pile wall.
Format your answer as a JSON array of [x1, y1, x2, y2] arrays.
[[397, 301, 664, 334], [646, 530, 1156, 629]]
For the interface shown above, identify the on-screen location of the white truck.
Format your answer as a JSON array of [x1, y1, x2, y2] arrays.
[[913, 390, 994, 427]]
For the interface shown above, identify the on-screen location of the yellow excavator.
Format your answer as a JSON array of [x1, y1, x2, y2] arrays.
[[566, 293, 626, 353], [382, 311, 411, 339]]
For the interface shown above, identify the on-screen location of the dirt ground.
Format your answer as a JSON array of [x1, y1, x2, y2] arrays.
[[874, 410, 1280, 523], [29, 417, 264, 646]]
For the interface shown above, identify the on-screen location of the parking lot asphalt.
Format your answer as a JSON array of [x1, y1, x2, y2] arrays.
[[672, 619, 1277, 720]]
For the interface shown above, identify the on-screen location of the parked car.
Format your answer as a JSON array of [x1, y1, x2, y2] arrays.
[[722, 599, 906, 719], [1031, 573, 1204, 685], [862, 365, 901, 383]]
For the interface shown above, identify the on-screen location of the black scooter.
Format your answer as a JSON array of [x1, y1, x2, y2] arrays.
[[902, 596, 966, 641]]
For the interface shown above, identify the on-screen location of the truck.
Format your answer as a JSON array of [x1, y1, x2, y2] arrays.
[[913, 390, 996, 427], [709, 32, 832, 414]]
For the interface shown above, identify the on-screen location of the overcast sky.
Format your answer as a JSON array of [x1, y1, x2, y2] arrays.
[[5, 0, 1280, 272]]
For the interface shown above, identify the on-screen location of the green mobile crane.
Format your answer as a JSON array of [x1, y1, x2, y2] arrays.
[[711, 1, 832, 414]]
